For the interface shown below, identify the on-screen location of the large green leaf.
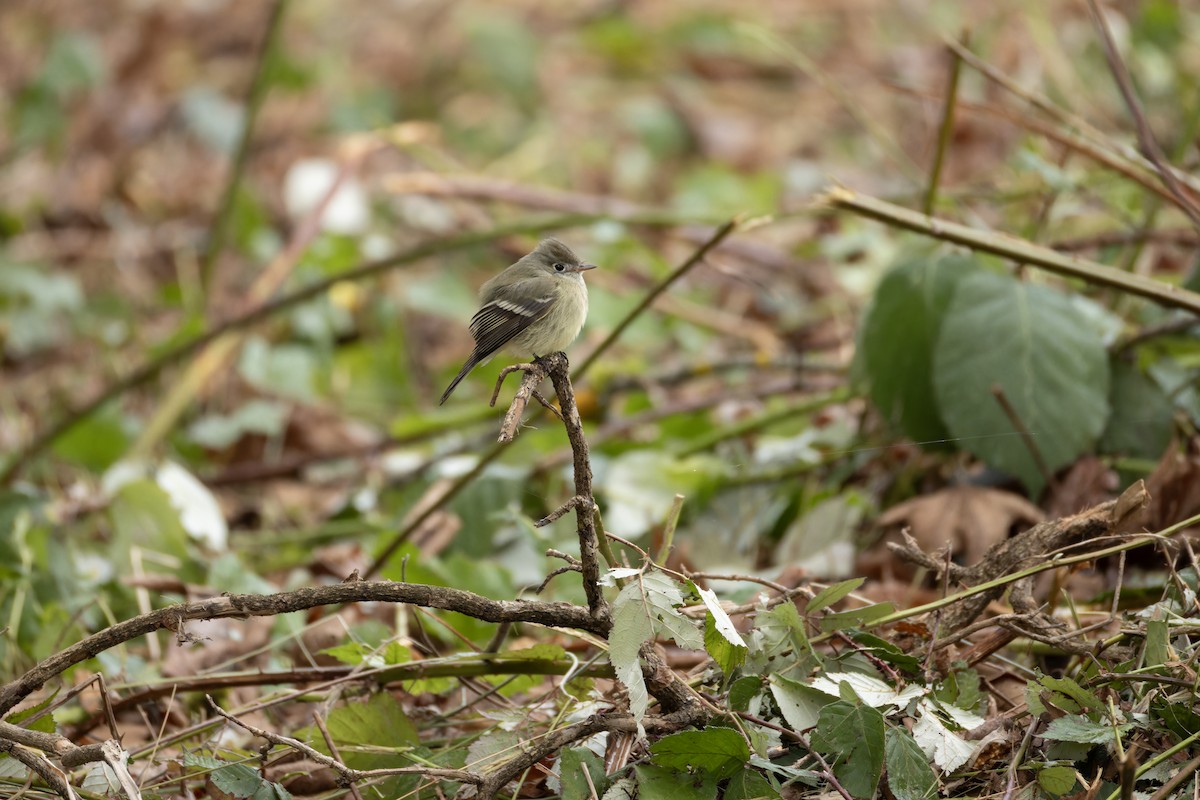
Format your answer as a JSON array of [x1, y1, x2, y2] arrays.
[[858, 252, 978, 446], [1099, 359, 1174, 459], [810, 701, 885, 799], [634, 764, 719, 800], [932, 271, 1110, 495], [649, 728, 751, 778], [884, 727, 938, 800]]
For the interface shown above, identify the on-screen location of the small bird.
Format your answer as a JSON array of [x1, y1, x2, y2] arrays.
[[439, 238, 596, 404]]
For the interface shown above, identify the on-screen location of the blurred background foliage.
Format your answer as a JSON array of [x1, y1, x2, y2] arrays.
[[1, 0, 1199, 681]]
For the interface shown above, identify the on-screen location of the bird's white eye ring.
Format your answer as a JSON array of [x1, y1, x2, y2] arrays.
[[553, 263, 565, 272]]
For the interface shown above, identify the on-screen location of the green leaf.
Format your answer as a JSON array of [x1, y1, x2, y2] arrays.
[[649, 728, 751, 778], [51, 406, 130, 472], [723, 767, 782, 800], [885, 727, 938, 800], [1042, 715, 1131, 745], [810, 702, 886, 799], [1038, 765, 1078, 796], [1099, 360, 1174, 459], [1036, 675, 1105, 714], [807, 578, 865, 614], [729, 676, 764, 712], [634, 764, 719, 800], [769, 674, 830, 733], [187, 399, 289, 450], [846, 631, 922, 673], [238, 337, 318, 401], [559, 747, 611, 800], [316, 692, 419, 768], [932, 270, 1110, 495], [859, 251, 977, 445], [603, 451, 727, 537], [209, 762, 291, 799], [705, 614, 748, 675], [1144, 611, 1171, 667], [695, 585, 747, 675], [818, 602, 895, 631], [610, 571, 705, 718]]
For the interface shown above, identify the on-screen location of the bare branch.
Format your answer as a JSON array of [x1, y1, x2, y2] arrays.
[[0, 582, 605, 716]]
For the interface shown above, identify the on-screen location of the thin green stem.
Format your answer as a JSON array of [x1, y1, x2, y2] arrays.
[[573, 218, 740, 380], [924, 32, 967, 216], [824, 187, 1200, 314], [199, 0, 290, 294], [854, 510, 1200, 633], [676, 388, 850, 458]]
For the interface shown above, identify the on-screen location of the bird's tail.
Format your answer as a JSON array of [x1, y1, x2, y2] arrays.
[[439, 358, 477, 405]]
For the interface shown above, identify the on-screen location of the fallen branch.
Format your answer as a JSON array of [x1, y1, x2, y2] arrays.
[[0, 582, 605, 718], [889, 481, 1151, 637]]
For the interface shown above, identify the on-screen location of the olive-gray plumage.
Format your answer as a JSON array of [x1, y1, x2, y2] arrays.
[[439, 239, 595, 404]]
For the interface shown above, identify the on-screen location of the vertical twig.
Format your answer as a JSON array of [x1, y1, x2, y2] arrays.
[[1085, 0, 1200, 232], [924, 31, 968, 216], [200, 0, 291, 293], [544, 353, 608, 624]]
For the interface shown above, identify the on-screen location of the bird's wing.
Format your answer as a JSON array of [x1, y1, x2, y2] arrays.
[[468, 276, 557, 359]]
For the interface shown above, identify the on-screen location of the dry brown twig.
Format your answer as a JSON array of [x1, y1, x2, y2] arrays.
[[889, 481, 1151, 642]]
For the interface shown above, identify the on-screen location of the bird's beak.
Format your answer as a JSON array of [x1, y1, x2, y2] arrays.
[[573, 263, 598, 272]]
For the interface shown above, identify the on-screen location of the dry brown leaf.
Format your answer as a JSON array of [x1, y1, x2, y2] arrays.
[[878, 485, 1044, 565], [1145, 445, 1200, 532]]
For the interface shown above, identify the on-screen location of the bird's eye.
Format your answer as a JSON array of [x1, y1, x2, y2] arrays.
[[553, 263, 565, 272]]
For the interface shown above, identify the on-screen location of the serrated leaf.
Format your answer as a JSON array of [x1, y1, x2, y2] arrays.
[[560, 747, 612, 800], [610, 570, 705, 721], [769, 674, 830, 732], [885, 727, 939, 800], [1145, 612, 1171, 667], [634, 764, 719, 800], [752, 601, 813, 664], [932, 270, 1110, 495], [807, 577, 865, 614], [650, 728, 750, 778], [911, 701, 972, 773], [1038, 675, 1104, 713], [7, 691, 58, 734], [600, 567, 643, 585], [859, 252, 977, 445], [316, 692, 419, 768], [810, 702, 885, 798], [211, 763, 265, 797], [81, 762, 123, 796], [610, 587, 655, 721], [809, 672, 925, 709], [1042, 715, 1131, 745]]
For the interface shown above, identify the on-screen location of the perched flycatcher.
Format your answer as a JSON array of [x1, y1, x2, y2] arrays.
[[439, 238, 596, 404]]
